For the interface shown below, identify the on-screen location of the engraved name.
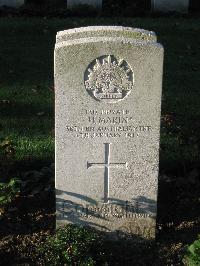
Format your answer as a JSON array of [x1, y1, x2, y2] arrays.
[[60, 200, 152, 219], [65, 109, 152, 138]]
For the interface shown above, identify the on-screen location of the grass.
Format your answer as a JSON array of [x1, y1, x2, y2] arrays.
[[0, 17, 200, 172]]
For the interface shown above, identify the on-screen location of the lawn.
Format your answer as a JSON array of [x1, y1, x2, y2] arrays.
[[0, 17, 200, 265], [0, 17, 200, 168]]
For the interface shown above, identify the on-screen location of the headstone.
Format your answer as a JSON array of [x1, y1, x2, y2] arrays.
[[0, 0, 24, 7], [56, 26, 157, 43], [152, 0, 189, 13], [67, 0, 102, 9], [55, 26, 164, 240]]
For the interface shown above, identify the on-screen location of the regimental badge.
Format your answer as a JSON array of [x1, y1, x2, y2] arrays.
[[84, 55, 134, 103]]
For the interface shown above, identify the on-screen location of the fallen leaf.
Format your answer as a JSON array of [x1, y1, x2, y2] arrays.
[[37, 112, 45, 116], [31, 89, 38, 94]]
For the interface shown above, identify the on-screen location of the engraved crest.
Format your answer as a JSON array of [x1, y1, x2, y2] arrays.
[[84, 55, 134, 103]]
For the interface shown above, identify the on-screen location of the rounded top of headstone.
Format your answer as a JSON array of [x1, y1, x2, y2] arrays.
[[56, 26, 157, 43]]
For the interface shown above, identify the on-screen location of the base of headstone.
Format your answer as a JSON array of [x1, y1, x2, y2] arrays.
[[152, 0, 189, 13], [0, 0, 24, 7], [67, 0, 102, 9], [56, 199, 156, 241]]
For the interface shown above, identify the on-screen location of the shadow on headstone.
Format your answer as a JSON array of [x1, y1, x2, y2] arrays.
[[56, 189, 157, 241]]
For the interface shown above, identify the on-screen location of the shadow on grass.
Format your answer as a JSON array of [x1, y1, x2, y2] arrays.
[[157, 174, 200, 225], [0, 103, 53, 122]]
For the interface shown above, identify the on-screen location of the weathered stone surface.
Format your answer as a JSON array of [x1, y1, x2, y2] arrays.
[[56, 26, 157, 43], [55, 26, 164, 241], [152, 0, 189, 13], [67, 0, 102, 9], [0, 0, 24, 7]]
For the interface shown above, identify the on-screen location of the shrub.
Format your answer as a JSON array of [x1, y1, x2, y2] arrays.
[[0, 138, 15, 159], [0, 138, 16, 180], [0, 178, 21, 214], [37, 225, 106, 265], [184, 236, 200, 265]]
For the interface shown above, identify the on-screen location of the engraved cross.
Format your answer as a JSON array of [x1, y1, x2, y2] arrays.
[[87, 143, 127, 203]]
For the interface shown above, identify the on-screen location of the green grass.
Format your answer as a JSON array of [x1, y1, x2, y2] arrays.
[[0, 17, 200, 171]]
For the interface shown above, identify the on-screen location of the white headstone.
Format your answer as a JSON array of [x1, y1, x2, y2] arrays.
[[67, 0, 102, 9], [0, 0, 24, 7], [55, 26, 164, 240], [152, 0, 189, 13]]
